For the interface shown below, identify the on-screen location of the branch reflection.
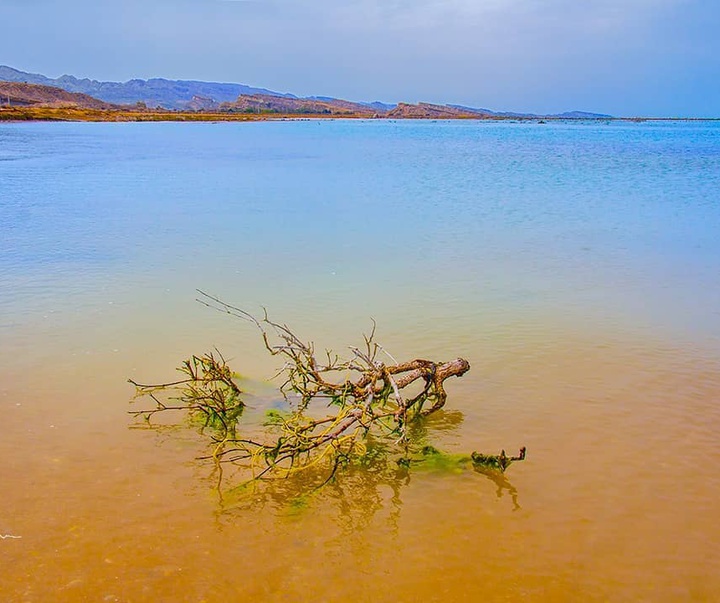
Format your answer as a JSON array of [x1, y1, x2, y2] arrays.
[[203, 409, 522, 529]]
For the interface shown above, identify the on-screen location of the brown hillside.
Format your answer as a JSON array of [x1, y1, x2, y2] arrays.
[[0, 81, 119, 109], [387, 102, 478, 119], [221, 94, 380, 116]]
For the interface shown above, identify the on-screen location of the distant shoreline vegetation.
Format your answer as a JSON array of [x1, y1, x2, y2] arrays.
[[0, 105, 716, 123]]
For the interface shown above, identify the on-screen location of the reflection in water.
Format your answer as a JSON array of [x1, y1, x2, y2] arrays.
[[407, 408, 466, 435], [473, 465, 521, 511], [134, 407, 523, 531]]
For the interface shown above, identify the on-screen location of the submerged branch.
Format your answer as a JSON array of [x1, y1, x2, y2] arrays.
[[129, 298, 525, 494]]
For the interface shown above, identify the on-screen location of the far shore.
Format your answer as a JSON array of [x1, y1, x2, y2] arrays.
[[0, 106, 717, 123]]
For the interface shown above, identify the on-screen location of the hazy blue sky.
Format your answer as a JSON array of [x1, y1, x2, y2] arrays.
[[1, 0, 718, 116]]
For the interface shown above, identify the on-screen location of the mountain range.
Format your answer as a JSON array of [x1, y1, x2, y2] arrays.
[[0, 65, 612, 118], [0, 65, 292, 110]]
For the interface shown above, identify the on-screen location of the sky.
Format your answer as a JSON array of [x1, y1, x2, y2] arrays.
[[1, 0, 719, 117]]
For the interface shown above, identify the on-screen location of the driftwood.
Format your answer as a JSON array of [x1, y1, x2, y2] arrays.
[[129, 292, 524, 490]]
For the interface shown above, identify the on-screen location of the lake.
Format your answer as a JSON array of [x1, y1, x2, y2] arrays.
[[2, 119, 720, 601]]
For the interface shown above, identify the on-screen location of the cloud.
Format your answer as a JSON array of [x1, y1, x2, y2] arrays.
[[0, 0, 716, 115]]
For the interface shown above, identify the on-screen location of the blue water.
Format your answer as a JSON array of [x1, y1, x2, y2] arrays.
[[2, 120, 719, 350]]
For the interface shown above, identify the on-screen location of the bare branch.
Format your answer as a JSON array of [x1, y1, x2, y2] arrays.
[[129, 300, 524, 493]]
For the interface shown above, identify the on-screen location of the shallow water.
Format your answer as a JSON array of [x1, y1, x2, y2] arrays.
[[2, 120, 720, 601]]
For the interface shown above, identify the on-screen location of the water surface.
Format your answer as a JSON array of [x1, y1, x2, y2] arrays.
[[2, 120, 719, 601]]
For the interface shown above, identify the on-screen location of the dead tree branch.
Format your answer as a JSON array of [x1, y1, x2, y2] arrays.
[[129, 296, 524, 490]]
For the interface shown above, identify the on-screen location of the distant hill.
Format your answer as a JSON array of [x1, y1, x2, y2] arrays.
[[360, 101, 398, 112], [305, 97, 397, 112], [447, 104, 500, 116], [0, 65, 613, 118], [222, 94, 380, 116], [0, 81, 119, 109], [374, 102, 611, 119], [387, 103, 479, 118], [552, 110, 612, 119], [447, 103, 611, 119], [0, 65, 293, 110]]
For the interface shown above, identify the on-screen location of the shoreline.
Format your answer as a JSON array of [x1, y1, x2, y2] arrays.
[[1, 106, 718, 123]]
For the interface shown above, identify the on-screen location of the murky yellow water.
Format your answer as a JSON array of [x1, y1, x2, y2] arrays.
[[3, 314, 720, 602]]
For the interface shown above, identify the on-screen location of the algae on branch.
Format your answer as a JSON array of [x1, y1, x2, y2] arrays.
[[129, 292, 526, 494]]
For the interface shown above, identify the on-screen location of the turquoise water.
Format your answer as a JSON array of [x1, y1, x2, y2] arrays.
[[2, 120, 719, 345], [2, 120, 720, 601]]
